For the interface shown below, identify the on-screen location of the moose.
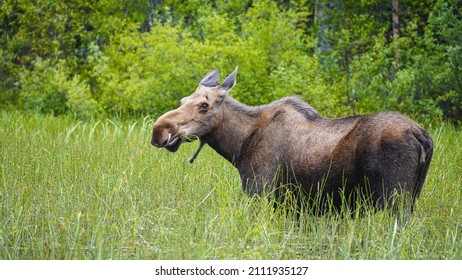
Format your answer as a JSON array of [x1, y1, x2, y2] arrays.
[[151, 67, 433, 215]]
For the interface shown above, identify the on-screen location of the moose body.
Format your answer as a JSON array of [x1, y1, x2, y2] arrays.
[[151, 68, 433, 214]]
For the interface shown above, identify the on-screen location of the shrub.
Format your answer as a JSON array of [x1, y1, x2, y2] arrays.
[[18, 59, 70, 115]]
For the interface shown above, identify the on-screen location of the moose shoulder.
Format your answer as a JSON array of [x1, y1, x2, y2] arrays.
[[151, 67, 433, 214]]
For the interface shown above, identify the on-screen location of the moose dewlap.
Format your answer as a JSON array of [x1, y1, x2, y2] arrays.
[[151, 67, 433, 214]]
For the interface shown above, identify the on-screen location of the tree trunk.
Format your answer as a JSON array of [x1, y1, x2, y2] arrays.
[[140, 0, 162, 32], [315, 0, 330, 53], [392, 0, 400, 69]]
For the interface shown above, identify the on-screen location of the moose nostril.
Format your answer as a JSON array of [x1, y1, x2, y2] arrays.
[[151, 127, 172, 147], [150, 127, 164, 147], [150, 137, 159, 147]]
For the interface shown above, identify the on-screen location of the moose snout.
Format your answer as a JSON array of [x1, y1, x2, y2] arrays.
[[151, 125, 170, 147], [150, 108, 187, 152], [151, 123, 183, 152], [151, 108, 184, 148]]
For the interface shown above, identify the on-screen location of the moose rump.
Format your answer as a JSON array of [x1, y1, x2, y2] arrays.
[[151, 67, 433, 215]]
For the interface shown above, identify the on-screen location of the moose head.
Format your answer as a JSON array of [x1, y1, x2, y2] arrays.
[[151, 67, 238, 160]]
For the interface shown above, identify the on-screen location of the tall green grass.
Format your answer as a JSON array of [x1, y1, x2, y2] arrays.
[[1, 110, 461, 259]]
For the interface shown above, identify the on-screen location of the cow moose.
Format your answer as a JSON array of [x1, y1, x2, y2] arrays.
[[151, 67, 433, 216]]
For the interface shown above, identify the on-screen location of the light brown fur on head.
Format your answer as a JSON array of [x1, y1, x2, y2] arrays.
[[151, 68, 236, 152]]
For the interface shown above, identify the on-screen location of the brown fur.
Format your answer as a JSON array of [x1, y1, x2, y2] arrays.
[[151, 68, 433, 215]]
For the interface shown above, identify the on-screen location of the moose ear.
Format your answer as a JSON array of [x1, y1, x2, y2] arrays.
[[221, 66, 238, 91], [200, 69, 220, 87]]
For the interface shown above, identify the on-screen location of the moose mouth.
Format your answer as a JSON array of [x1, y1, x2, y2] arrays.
[[165, 132, 183, 152], [164, 132, 199, 152]]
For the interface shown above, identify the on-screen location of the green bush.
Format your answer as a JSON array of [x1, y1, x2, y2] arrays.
[[17, 58, 98, 118], [1, 0, 461, 124], [18, 59, 70, 115], [86, 2, 322, 117]]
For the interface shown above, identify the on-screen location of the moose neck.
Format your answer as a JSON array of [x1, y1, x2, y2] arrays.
[[203, 96, 261, 165]]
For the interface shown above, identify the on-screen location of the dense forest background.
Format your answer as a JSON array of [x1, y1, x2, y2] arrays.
[[1, 0, 461, 124]]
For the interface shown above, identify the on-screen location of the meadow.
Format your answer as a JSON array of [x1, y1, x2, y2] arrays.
[[1, 110, 461, 259]]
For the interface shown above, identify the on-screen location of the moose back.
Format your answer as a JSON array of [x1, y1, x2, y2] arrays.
[[151, 67, 433, 214]]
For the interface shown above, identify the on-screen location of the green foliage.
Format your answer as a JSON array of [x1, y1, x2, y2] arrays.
[[1, 0, 461, 124], [16, 58, 98, 118], [427, 0, 462, 122], [18, 59, 70, 115]]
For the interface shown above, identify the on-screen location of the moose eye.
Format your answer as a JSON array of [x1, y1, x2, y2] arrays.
[[200, 103, 209, 110]]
